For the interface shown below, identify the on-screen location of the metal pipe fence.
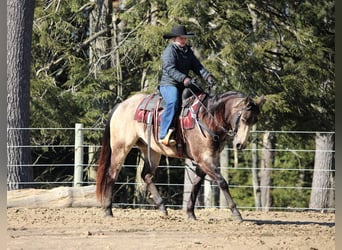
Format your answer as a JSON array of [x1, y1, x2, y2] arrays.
[[7, 126, 335, 212]]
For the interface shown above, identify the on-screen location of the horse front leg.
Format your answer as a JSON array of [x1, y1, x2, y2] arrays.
[[186, 165, 205, 220], [139, 149, 167, 216], [143, 173, 168, 216], [197, 157, 243, 222], [214, 173, 243, 222]]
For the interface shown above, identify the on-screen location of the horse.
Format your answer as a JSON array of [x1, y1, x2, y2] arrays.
[[96, 89, 265, 222]]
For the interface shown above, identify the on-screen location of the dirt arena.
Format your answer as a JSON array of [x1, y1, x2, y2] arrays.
[[7, 207, 334, 250]]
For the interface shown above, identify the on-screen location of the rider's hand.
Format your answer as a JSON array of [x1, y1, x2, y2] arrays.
[[183, 77, 192, 87], [207, 75, 216, 86]]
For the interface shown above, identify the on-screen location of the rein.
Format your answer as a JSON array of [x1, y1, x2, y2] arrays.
[[187, 87, 235, 141]]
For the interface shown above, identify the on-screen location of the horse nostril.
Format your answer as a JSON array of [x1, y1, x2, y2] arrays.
[[235, 143, 246, 150]]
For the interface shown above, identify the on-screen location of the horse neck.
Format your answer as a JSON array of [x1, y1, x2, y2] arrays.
[[204, 92, 246, 129]]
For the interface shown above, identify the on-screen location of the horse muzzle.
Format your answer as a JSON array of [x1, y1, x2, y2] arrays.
[[233, 137, 247, 150]]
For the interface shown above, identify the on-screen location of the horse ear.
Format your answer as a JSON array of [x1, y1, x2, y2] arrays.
[[244, 96, 252, 105], [244, 96, 255, 107], [257, 95, 266, 108]]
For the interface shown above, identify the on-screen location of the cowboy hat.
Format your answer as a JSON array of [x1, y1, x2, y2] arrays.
[[163, 25, 195, 39]]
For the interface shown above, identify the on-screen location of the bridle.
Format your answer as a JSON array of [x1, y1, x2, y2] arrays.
[[189, 93, 253, 142], [229, 104, 255, 136]]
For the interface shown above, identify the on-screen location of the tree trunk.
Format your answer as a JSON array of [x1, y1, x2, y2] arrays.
[[260, 131, 276, 211], [219, 146, 229, 208], [204, 177, 214, 207], [87, 145, 97, 182], [89, 0, 113, 71], [309, 133, 334, 210], [112, 3, 123, 97], [251, 125, 261, 210], [204, 174, 219, 208], [7, 0, 36, 190], [183, 159, 203, 209], [133, 153, 147, 207], [7, 186, 100, 208], [328, 173, 335, 209]]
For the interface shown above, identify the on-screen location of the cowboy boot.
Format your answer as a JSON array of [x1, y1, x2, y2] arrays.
[[159, 129, 176, 146]]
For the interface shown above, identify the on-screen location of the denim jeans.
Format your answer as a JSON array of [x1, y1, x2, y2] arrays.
[[159, 85, 181, 139]]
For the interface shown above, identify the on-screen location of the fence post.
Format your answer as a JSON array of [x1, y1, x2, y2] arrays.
[[74, 123, 84, 187]]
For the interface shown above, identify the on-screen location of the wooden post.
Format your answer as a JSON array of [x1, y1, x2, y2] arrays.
[[74, 123, 84, 187]]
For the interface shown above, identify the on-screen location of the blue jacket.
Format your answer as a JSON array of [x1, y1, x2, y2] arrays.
[[159, 43, 211, 88]]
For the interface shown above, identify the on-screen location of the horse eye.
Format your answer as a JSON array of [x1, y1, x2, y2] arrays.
[[250, 117, 258, 124], [242, 115, 257, 124]]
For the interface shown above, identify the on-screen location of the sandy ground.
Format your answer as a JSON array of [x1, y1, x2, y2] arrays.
[[7, 207, 335, 250]]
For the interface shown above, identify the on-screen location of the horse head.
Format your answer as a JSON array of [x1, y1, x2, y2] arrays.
[[229, 95, 266, 150]]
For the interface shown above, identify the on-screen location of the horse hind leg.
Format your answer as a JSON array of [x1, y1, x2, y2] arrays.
[[103, 144, 133, 217], [103, 178, 114, 217], [102, 154, 123, 217], [186, 163, 205, 220]]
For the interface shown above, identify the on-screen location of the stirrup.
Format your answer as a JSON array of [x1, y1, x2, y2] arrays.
[[159, 129, 176, 146]]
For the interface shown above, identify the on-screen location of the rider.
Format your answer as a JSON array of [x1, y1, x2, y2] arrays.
[[159, 24, 216, 146]]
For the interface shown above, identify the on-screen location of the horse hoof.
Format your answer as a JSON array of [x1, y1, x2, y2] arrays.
[[187, 214, 197, 220], [231, 214, 243, 223], [159, 204, 168, 216], [160, 209, 168, 217], [104, 209, 113, 217]]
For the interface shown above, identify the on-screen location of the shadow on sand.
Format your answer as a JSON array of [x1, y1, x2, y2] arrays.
[[244, 219, 335, 227]]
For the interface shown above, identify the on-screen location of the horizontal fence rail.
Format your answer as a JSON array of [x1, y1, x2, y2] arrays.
[[7, 126, 335, 212]]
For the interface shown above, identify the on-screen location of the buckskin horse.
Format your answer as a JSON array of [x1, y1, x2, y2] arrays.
[[96, 87, 265, 222]]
